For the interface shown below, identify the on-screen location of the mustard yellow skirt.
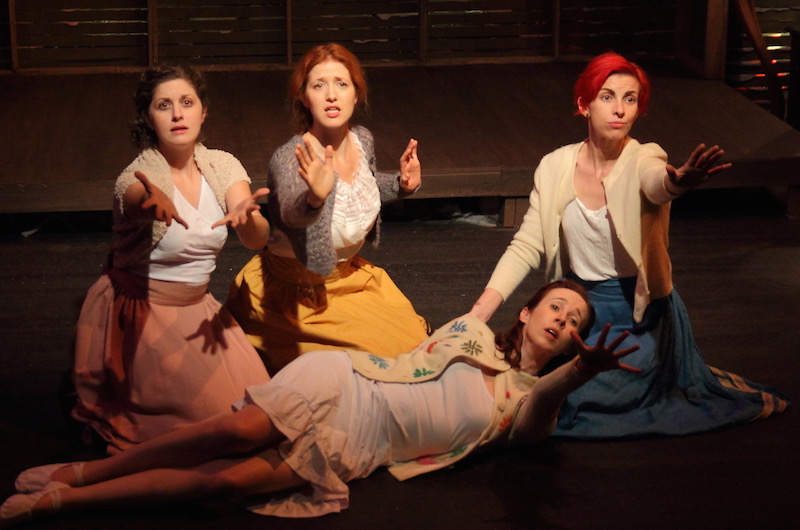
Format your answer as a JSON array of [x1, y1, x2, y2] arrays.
[[225, 251, 430, 374]]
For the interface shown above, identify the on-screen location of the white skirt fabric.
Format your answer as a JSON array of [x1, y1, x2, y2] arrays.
[[241, 350, 492, 517]]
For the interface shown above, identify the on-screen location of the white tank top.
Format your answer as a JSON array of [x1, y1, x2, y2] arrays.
[[380, 362, 495, 463], [561, 197, 637, 280]]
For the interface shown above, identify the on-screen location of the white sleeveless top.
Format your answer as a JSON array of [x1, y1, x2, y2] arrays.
[[381, 362, 495, 463], [561, 197, 637, 280], [144, 176, 227, 284]]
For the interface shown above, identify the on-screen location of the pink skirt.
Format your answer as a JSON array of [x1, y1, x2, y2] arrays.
[[72, 269, 270, 453]]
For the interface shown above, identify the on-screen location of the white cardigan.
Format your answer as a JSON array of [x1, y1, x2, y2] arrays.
[[487, 139, 677, 322]]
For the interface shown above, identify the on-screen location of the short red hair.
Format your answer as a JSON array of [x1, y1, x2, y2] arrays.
[[573, 52, 650, 116], [288, 43, 369, 133]]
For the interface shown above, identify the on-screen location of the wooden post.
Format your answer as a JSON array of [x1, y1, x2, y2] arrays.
[[704, 0, 729, 80], [147, 0, 158, 66], [8, 0, 17, 71], [552, 0, 560, 58], [788, 26, 800, 129], [419, 0, 429, 64], [286, 0, 293, 65]]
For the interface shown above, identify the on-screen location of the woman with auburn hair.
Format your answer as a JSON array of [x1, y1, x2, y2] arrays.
[[3, 281, 638, 524], [468, 52, 789, 438], [225, 43, 429, 374]]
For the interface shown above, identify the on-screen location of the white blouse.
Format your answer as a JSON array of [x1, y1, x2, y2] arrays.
[[561, 197, 637, 281], [330, 132, 381, 261], [144, 176, 227, 284]]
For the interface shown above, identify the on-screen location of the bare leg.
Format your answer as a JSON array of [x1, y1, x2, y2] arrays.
[[32, 448, 306, 520], [52, 404, 280, 487]]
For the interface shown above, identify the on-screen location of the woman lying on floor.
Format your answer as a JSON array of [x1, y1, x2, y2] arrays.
[[2, 280, 638, 525]]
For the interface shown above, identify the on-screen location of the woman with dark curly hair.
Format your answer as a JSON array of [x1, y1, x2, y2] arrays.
[[70, 65, 271, 453], [3, 280, 637, 524]]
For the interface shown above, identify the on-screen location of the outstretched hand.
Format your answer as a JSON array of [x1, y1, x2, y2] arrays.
[[211, 187, 269, 229], [666, 143, 732, 190], [571, 323, 641, 375], [135, 171, 188, 229], [295, 138, 335, 208], [399, 138, 421, 192]]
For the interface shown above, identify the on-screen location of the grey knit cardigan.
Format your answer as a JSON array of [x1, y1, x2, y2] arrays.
[[266, 125, 415, 276]]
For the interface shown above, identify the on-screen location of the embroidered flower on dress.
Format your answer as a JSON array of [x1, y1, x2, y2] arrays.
[[498, 414, 514, 432], [448, 320, 468, 333], [367, 354, 390, 369], [413, 367, 436, 378], [425, 340, 440, 353], [450, 445, 468, 457], [461, 339, 483, 356]]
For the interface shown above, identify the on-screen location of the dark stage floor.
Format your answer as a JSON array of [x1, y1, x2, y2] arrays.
[[0, 188, 798, 529]]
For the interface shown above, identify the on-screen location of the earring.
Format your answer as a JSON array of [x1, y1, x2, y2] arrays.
[[584, 111, 590, 118]]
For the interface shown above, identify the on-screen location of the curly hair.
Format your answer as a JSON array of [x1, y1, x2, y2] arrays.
[[288, 43, 369, 133], [129, 65, 209, 149], [494, 280, 596, 370], [573, 52, 651, 117]]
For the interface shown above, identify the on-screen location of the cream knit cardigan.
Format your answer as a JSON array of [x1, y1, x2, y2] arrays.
[[487, 139, 677, 322], [109, 144, 250, 271]]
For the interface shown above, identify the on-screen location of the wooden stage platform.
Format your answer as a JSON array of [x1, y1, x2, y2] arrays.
[[0, 59, 798, 530], [1, 60, 800, 222]]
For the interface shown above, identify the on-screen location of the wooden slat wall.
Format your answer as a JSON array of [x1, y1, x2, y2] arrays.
[[2, 0, 686, 72], [156, 0, 288, 66], [11, 0, 148, 70], [290, 0, 420, 62], [558, 0, 679, 58], [725, 1, 800, 117], [424, 0, 555, 60], [0, 0, 11, 71]]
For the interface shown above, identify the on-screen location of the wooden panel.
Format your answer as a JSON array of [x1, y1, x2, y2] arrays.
[[558, 0, 678, 56], [0, 180, 113, 213], [290, 1, 420, 62], [2, 64, 800, 215], [17, 43, 148, 66], [157, 42, 287, 61], [12, 2, 148, 69], [292, 0, 419, 17], [155, 1, 287, 65], [1, 1, 714, 71], [425, 0, 553, 59], [18, 0, 143, 8], [0, 0, 11, 70]]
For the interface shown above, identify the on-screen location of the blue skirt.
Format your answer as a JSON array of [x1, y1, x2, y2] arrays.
[[553, 276, 790, 439]]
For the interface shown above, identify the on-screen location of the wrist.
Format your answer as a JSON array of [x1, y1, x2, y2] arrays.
[[664, 173, 684, 197], [306, 191, 324, 209], [573, 356, 597, 377]]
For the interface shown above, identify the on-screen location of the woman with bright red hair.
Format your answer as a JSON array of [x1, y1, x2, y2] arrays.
[[225, 43, 429, 374], [468, 52, 789, 438]]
